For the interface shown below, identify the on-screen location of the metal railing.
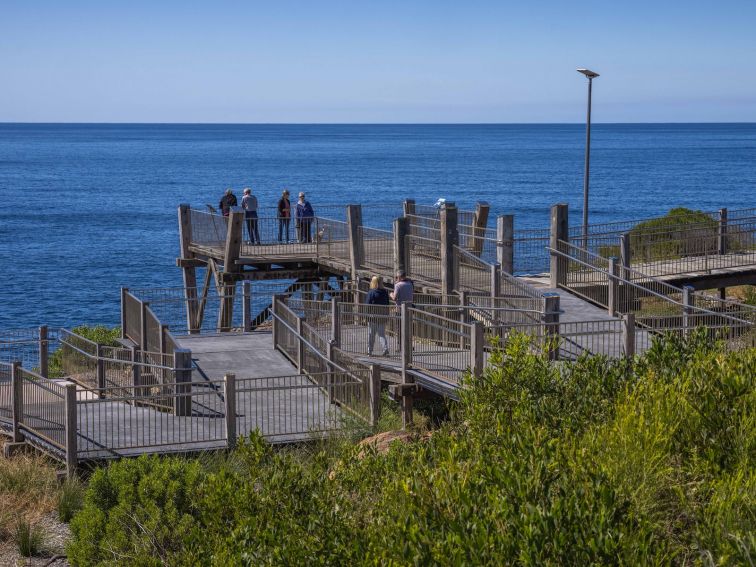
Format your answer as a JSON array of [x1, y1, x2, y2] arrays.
[[454, 245, 493, 295], [360, 226, 394, 273], [406, 234, 442, 287]]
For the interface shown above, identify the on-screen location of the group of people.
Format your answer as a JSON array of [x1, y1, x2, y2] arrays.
[[218, 188, 315, 244], [365, 271, 414, 356]]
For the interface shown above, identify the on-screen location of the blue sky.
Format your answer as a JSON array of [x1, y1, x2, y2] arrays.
[[1, 0, 755, 123]]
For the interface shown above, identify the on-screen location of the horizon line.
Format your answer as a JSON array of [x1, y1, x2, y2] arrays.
[[1, 121, 756, 126]]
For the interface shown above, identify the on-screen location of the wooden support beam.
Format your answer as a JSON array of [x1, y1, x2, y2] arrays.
[[403, 199, 416, 217], [297, 316, 305, 374], [173, 349, 193, 417], [682, 285, 695, 337], [223, 210, 244, 274], [471, 201, 490, 257], [440, 202, 458, 298], [549, 204, 569, 289], [242, 281, 252, 332], [470, 321, 485, 378], [179, 204, 200, 333], [620, 233, 631, 281], [400, 303, 414, 428], [608, 257, 619, 316], [497, 215, 514, 274], [347, 205, 364, 279]]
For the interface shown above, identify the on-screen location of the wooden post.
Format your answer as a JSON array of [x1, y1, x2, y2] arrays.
[[542, 293, 560, 361], [120, 287, 128, 339], [271, 294, 285, 349], [296, 316, 305, 374], [440, 202, 458, 297], [63, 382, 77, 479], [490, 262, 501, 298], [220, 211, 243, 331], [38, 325, 48, 379], [242, 281, 252, 332], [11, 361, 23, 443], [173, 349, 193, 416], [497, 215, 514, 274], [400, 303, 414, 428], [331, 297, 341, 346], [718, 208, 728, 255], [549, 204, 569, 289], [608, 257, 619, 316], [470, 321, 485, 378], [178, 204, 199, 334], [347, 204, 364, 278], [403, 199, 416, 217], [393, 217, 409, 275], [471, 202, 490, 257], [224, 373, 237, 449], [620, 233, 631, 278], [682, 285, 695, 337], [140, 301, 148, 351], [95, 344, 106, 397], [369, 364, 381, 427], [622, 313, 636, 358]]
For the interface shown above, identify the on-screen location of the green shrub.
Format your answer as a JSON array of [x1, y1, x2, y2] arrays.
[[48, 324, 121, 378], [67, 335, 756, 566]]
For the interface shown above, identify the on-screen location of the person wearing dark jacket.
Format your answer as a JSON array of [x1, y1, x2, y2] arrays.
[[366, 276, 390, 356], [219, 188, 237, 216], [295, 192, 315, 243], [277, 189, 291, 242]]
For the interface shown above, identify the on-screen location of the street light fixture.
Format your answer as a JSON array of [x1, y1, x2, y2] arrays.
[[577, 68, 599, 248]]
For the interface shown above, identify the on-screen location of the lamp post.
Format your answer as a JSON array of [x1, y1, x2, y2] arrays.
[[577, 68, 599, 248]]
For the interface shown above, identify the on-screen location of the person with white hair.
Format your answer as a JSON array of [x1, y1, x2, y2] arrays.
[[241, 187, 260, 244]]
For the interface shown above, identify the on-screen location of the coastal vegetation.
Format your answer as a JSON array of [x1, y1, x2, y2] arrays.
[[65, 332, 755, 565], [48, 324, 121, 378]]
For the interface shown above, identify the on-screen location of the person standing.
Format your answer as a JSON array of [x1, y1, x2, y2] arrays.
[[277, 189, 291, 243], [366, 276, 390, 356], [241, 188, 260, 244], [295, 192, 315, 243], [219, 188, 237, 217], [390, 270, 414, 352]]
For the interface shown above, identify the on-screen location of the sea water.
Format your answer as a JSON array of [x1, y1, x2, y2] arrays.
[[1, 123, 754, 329]]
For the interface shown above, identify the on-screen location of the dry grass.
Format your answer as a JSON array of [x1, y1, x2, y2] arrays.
[[0, 441, 60, 543]]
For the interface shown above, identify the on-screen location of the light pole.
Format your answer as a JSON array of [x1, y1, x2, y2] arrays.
[[577, 68, 599, 248]]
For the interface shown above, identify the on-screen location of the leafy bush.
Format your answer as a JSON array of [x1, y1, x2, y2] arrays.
[[68, 334, 756, 565], [48, 324, 121, 378]]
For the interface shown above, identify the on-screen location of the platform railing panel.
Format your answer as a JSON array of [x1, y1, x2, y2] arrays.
[[0, 361, 12, 428], [336, 303, 401, 358], [406, 234, 442, 287], [408, 308, 473, 383], [189, 209, 228, 247], [360, 226, 394, 273], [18, 369, 68, 451], [454, 245, 492, 295], [315, 217, 351, 266]]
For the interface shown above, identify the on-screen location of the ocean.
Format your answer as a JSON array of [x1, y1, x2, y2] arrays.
[[1, 123, 754, 329]]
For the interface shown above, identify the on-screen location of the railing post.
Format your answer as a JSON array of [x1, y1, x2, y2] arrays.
[[470, 321, 485, 378], [63, 382, 78, 479], [400, 303, 414, 428], [296, 316, 305, 374], [224, 373, 237, 449], [95, 344, 106, 397], [403, 199, 416, 217], [620, 233, 631, 279], [471, 201, 490, 257], [490, 262, 501, 298], [393, 217, 409, 275], [549, 203, 569, 289], [542, 293, 561, 361], [718, 208, 728, 255], [608, 257, 619, 316], [173, 349, 193, 416], [140, 300, 148, 351], [330, 298, 341, 346], [682, 285, 695, 337], [120, 287, 128, 339], [242, 280, 252, 332], [271, 294, 284, 349], [369, 364, 381, 427], [11, 361, 23, 443], [38, 325, 48, 378], [440, 202, 458, 297], [347, 204, 364, 278], [497, 214, 514, 274], [622, 313, 636, 358]]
